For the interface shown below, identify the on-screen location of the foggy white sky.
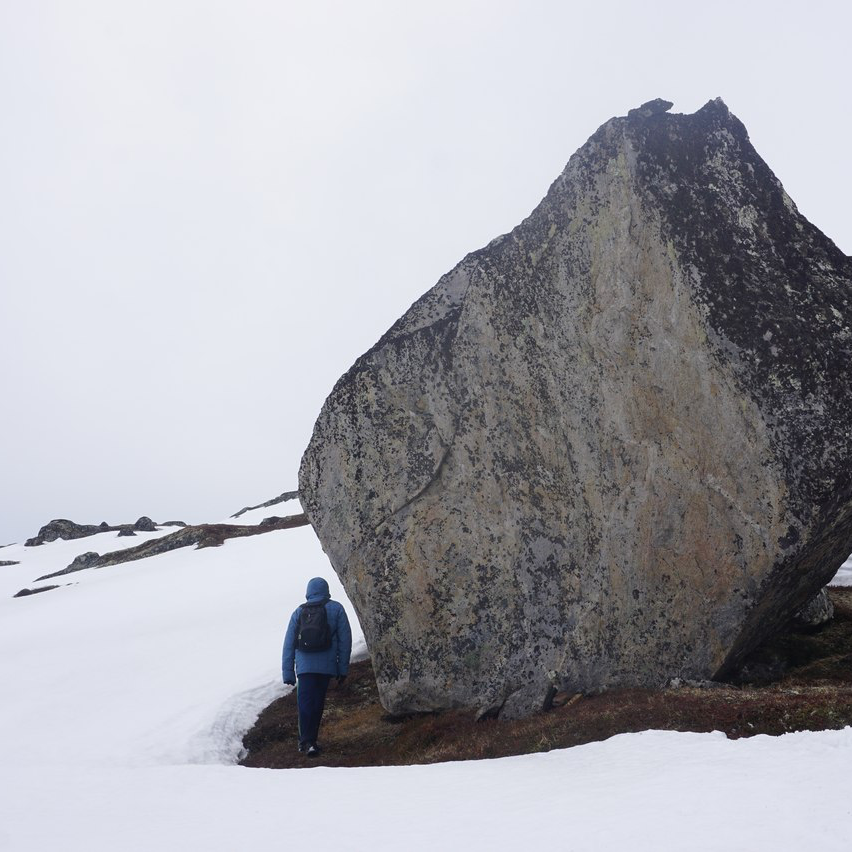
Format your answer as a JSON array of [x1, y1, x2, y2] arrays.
[[1, 0, 850, 544]]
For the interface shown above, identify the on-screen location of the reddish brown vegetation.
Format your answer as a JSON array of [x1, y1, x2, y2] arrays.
[[241, 588, 852, 769]]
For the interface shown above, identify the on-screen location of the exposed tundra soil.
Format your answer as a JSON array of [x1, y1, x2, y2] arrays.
[[241, 587, 852, 769]]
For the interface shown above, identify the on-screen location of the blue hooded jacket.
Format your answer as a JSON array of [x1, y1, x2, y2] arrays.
[[281, 577, 352, 683]]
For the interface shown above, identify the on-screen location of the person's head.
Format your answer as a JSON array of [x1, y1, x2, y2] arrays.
[[305, 577, 330, 604]]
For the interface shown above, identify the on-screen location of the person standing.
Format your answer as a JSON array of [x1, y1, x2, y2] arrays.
[[281, 577, 352, 756]]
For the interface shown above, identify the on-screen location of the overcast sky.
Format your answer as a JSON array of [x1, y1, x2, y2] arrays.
[[1, 0, 849, 544]]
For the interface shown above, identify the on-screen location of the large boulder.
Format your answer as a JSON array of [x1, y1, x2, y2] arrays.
[[299, 99, 852, 718]]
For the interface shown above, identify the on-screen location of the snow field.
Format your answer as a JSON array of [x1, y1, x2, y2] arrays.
[[1, 522, 851, 850], [3, 730, 851, 851], [0, 526, 363, 768]]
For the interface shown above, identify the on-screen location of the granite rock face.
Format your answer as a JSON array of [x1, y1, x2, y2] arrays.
[[300, 99, 852, 718]]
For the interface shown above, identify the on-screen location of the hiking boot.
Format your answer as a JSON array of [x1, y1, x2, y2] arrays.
[[306, 743, 321, 757], [298, 742, 308, 754]]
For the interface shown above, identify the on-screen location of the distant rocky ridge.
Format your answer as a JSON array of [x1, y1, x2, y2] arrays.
[[301, 98, 852, 718], [25, 517, 185, 547], [13, 585, 59, 598], [23, 488, 304, 549], [33, 514, 309, 583], [231, 490, 300, 519], [13, 491, 308, 596]]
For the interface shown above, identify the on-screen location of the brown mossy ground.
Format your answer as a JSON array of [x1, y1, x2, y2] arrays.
[[240, 587, 852, 769]]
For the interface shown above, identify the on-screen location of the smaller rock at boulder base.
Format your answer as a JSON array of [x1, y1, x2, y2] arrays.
[[792, 589, 834, 629]]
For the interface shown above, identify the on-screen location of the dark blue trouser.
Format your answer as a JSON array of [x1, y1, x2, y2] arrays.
[[297, 673, 331, 747]]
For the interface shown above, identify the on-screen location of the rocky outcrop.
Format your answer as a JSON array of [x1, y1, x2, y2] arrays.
[[300, 99, 852, 718], [32, 514, 310, 583], [13, 585, 60, 598], [25, 519, 108, 546], [231, 491, 300, 519], [25, 517, 168, 545], [68, 552, 100, 572]]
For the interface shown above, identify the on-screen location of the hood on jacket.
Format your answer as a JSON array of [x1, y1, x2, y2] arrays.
[[305, 577, 331, 604]]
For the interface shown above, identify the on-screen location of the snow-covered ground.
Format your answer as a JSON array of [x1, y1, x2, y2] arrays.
[[832, 552, 852, 586], [1, 517, 851, 850]]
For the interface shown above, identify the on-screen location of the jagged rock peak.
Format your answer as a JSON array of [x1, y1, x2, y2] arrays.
[[300, 99, 852, 719], [627, 97, 674, 118]]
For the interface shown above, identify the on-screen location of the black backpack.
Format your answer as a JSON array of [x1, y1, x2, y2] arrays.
[[297, 602, 332, 652]]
